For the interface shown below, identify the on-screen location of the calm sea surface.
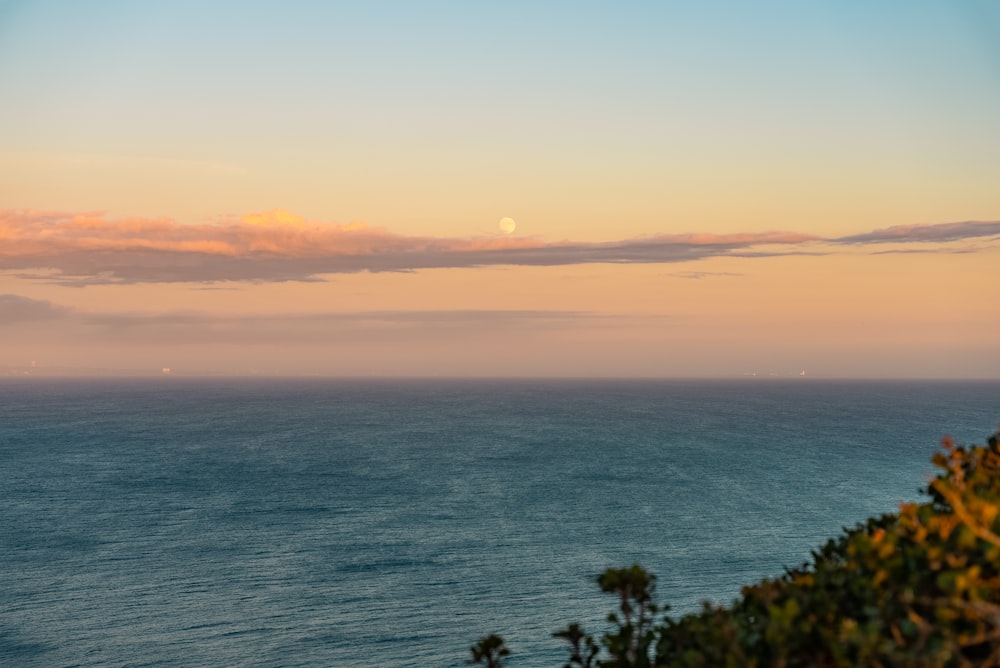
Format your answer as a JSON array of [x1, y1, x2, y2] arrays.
[[1, 378, 998, 666]]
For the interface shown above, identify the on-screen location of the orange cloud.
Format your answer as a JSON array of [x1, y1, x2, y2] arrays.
[[1, 209, 995, 285]]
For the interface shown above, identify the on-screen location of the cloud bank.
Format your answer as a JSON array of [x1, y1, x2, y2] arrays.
[[2, 209, 997, 285]]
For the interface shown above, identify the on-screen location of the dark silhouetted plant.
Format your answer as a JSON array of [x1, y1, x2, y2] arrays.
[[553, 622, 599, 667], [470, 633, 510, 667], [477, 428, 1000, 667]]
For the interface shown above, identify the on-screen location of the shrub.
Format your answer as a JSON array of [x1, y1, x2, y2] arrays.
[[471, 429, 1000, 667]]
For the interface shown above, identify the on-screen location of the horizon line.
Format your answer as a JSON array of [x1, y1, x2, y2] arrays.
[[1, 367, 997, 383]]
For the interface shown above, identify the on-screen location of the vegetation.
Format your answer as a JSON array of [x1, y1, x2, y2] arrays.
[[471, 429, 1000, 667]]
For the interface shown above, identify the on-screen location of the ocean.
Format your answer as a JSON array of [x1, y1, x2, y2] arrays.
[[1, 378, 998, 666]]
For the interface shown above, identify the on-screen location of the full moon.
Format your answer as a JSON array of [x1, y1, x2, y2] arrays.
[[498, 217, 516, 234]]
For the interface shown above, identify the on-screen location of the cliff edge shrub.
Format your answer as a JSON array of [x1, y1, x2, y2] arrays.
[[471, 429, 1000, 667]]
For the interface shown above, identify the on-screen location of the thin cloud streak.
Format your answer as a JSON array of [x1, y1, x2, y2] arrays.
[[2, 209, 998, 285], [668, 271, 744, 279], [0, 294, 70, 324], [0, 294, 622, 345], [1, 295, 600, 328], [82, 308, 602, 330]]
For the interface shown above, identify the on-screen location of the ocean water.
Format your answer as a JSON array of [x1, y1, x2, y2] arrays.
[[1, 378, 998, 667]]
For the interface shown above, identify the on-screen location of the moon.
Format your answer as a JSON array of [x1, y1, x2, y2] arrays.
[[498, 217, 516, 234]]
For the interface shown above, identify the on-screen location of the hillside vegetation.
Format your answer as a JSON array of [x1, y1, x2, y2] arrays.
[[472, 429, 1000, 667]]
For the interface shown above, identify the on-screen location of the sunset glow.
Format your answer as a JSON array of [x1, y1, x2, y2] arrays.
[[1, 2, 998, 377]]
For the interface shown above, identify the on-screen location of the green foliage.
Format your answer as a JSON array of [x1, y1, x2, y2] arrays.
[[477, 429, 1000, 667]]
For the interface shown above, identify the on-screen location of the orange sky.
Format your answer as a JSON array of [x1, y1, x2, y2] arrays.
[[1, 2, 998, 377]]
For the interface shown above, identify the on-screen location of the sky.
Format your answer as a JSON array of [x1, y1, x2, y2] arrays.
[[1, 0, 998, 378]]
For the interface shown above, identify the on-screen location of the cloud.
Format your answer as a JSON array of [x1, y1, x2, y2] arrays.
[[833, 220, 1000, 244], [0, 209, 817, 285], [869, 247, 982, 255], [0, 294, 71, 325], [83, 308, 597, 331], [1, 209, 997, 285], [0, 296, 609, 345], [668, 271, 744, 279]]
